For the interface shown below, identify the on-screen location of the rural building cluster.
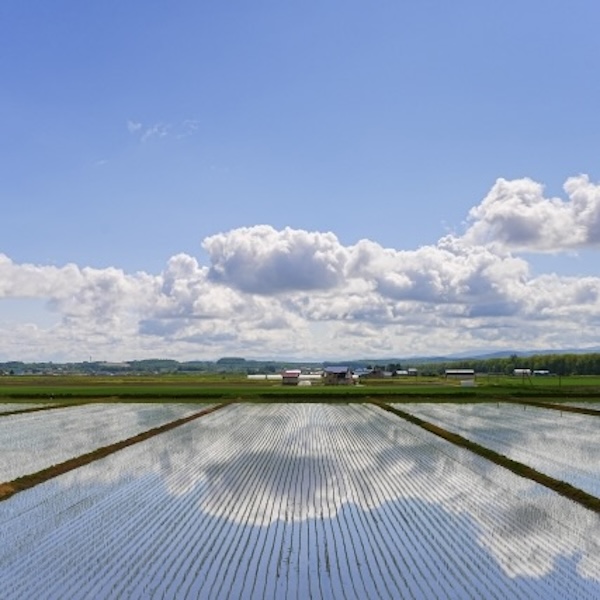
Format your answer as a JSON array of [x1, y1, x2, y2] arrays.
[[276, 366, 420, 385]]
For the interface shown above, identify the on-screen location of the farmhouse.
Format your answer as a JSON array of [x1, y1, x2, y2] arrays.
[[323, 366, 354, 385], [396, 368, 418, 376], [281, 369, 301, 385], [513, 368, 532, 377], [353, 367, 373, 379], [445, 369, 475, 380], [360, 367, 392, 379]]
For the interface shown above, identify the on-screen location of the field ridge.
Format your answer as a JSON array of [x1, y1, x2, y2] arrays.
[[0, 400, 106, 418], [504, 399, 600, 416]]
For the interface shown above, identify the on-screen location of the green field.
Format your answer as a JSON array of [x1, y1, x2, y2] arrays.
[[2, 373, 600, 403]]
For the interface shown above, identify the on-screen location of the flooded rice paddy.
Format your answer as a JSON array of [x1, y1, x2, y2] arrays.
[[1, 402, 599, 598]]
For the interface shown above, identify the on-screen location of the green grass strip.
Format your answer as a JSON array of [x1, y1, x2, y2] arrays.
[[372, 401, 600, 515], [0, 402, 232, 502]]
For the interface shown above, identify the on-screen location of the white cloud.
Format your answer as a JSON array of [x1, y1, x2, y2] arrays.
[[462, 174, 600, 252], [2, 174, 600, 361], [177, 119, 200, 138], [127, 119, 169, 142], [126, 118, 200, 142], [204, 226, 347, 294], [141, 123, 169, 142], [126, 120, 142, 133]]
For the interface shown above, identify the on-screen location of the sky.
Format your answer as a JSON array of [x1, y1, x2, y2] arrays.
[[1, 1, 600, 362]]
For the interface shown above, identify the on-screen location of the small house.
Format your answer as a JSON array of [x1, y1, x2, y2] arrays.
[[323, 366, 354, 385], [445, 369, 475, 380], [513, 368, 531, 377], [281, 369, 301, 385]]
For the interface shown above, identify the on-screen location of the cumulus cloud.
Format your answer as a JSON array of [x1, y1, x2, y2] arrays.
[[2, 174, 600, 361], [204, 226, 347, 294], [462, 174, 600, 252]]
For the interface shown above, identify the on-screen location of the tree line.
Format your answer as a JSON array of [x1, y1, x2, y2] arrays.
[[416, 353, 600, 376], [3, 352, 600, 377]]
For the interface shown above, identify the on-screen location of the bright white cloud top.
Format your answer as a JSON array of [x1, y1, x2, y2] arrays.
[[2, 175, 600, 362], [464, 175, 600, 252]]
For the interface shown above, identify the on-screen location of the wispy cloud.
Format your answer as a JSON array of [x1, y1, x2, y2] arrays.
[[176, 119, 200, 139], [126, 119, 200, 143], [126, 120, 143, 134]]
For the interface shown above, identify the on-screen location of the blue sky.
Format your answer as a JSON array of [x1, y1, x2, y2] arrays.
[[1, 1, 600, 361]]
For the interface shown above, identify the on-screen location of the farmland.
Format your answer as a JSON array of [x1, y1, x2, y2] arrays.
[[0, 402, 216, 482], [395, 402, 600, 497], [1, 398, 599, 599], [3, 372, 600, 402]]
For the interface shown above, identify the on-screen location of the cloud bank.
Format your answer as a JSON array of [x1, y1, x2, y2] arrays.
[[2, 175, 600, 361]]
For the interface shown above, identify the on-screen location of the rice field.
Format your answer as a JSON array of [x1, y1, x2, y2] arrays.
[[560, 401, 600, 410], [0, 402, 59, 414], [0, 403, 213, 482], [1, 402, 599, 599], [396, 402, 600, 497]]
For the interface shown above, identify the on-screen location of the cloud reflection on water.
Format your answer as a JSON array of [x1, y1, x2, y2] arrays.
[[1, 403, 599, 598]]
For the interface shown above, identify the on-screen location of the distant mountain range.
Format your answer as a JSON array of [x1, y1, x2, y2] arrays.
[[344, 346, 600, 366], [441, 346, 600, 360], [3, 346, 600, 374]]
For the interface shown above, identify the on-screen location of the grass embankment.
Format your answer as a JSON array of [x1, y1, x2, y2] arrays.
[[373, 402, 600, 515], [2, 374, 600, 402], [0, 402, 231, 503]]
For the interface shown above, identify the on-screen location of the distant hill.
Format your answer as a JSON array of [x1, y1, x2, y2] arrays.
[[3, 346, 600, 376], [442, 346, 600, 361]]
